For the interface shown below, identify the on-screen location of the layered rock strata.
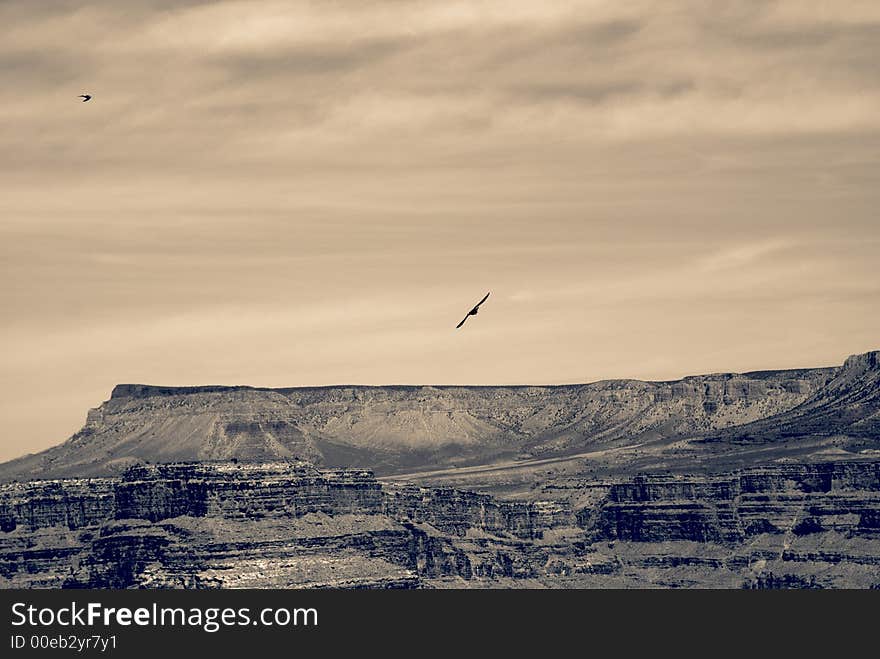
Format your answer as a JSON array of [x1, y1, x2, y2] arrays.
[[2, 460, 878, 588]]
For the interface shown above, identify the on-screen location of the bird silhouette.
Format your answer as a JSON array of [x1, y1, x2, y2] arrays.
[[456, 292, 490, 329], [78, 94, 92, 102]]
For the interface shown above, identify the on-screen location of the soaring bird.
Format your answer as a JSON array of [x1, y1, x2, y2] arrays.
[[456, 292, 490, 329], [78, 94, 92, 102]]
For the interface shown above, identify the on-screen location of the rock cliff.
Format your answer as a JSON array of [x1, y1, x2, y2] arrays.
[[1, 460, 878, 588], [5, 351, 877, 481], [1, 350, 876, 588]]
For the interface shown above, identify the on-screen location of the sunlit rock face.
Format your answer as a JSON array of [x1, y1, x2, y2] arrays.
[[5, 351, 877, 482], [0, 351, 876, 588]]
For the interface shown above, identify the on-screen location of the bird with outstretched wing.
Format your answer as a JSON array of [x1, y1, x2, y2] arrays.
[[78, 94, 92, 102], [456, 292, 490, 329]]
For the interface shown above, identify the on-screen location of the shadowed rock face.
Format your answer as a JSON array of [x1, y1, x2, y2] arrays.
[[3, 351, 877, 482], [712, 350, 880, 443], [1, 461, 878, 589], [0, 351, 876, 588], [0, 463, 568, 588]]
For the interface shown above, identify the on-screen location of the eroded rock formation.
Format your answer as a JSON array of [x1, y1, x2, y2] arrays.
[[8, 351, 877, 481], [1, 460, 878, 588]]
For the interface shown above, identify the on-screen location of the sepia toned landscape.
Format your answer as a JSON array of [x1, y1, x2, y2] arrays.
[[1, 349, 877, 588], [2, 3, 879, 590]]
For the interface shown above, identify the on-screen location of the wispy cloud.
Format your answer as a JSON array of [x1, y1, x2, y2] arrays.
[[0, 1, 879, 461], [696, 239, 795, 272]]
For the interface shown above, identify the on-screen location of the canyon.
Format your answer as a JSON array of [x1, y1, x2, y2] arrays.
[[1, 460, 878, 588], [0, 350, 878, 588]]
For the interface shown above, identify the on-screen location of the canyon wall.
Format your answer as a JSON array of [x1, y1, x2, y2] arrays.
[[2, 460, 878, 589], [594, 462, 880, 543]]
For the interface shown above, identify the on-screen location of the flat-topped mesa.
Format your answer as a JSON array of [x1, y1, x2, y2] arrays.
[[105, 350, 879, 402], [110, 384, 265, 400], [2, 349, 877, 483]]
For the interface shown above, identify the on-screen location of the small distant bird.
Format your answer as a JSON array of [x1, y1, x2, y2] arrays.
[[456, 292, 490, 329], [78, 94, 92, 102]]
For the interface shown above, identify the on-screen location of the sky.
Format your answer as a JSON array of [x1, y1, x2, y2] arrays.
[[1, 0, 879, 462]]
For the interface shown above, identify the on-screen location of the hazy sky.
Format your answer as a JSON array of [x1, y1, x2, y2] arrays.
[[2, 1, 879, 461]]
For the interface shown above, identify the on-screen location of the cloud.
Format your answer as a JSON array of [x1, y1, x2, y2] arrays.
[[4, 0, 880, 163], [0, 0, 878, 460], [696, 240, 795, 272]]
